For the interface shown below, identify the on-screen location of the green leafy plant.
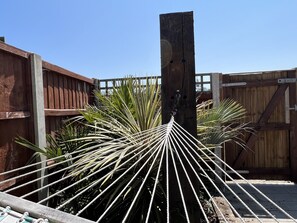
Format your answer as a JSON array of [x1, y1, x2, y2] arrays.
[[16, 77, 251, 222], [196, 98, 252, 149]]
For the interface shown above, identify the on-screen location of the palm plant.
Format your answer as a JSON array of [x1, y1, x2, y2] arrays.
[[196, 99, 251, 149], [16, 77, 251, 222]]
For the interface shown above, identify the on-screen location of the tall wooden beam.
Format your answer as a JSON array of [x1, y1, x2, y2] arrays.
[[160, 12, 196, 135], [29, 53, 48, 201], [160, 11, 199, 222]]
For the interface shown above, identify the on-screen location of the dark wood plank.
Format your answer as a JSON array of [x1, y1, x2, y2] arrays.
[[160, 11, 199, 222], [78, 81, 83, 108], [63, 76, 69, 109], [53, 73, 60, 109], [228, 168, 291, 177], [43, 71, 49, 109], [68, 77, 73, 109], [160, 12, 196, 135], [47, 71, 55, 109], [233, 84, 288, 169], [288, 70, 297, 182], [72, 79, 77, 108], [246, 122, 291, 131], [58, 75, 65, 109]]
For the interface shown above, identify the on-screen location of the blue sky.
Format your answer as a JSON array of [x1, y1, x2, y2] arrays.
[[1, 1, 296, 79]]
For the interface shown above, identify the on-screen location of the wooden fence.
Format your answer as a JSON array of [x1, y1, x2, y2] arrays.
[[97, 73, 212, 95], [1, 41, 296, 185], [221, 69, 297, 181], [98, 70, 297, 181], [0, 42, 94, 189]]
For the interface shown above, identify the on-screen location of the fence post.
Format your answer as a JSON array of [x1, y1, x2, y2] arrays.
[[288, 69, 297, 182], [29, 53, 48, 201], [212, 73, 223, 180], [160, 11, 199, 222], [93, 78, 100, 106]]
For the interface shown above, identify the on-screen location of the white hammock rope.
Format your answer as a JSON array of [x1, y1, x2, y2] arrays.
[[170, 124, 245, 222], [169, 128, 218, 223], [173, 123, 262, 222], [81, 136, 164, 219], [173, 121, 297, 222], [0, 118, 296, 222], [168, 130, 191, 223], [42, 125, 169, 206], [1, 125, 167, 194]]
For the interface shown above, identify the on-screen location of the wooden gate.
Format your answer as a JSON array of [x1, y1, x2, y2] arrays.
[[222, 69, 297, 181]]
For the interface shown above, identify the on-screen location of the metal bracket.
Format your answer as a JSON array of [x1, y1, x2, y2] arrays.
[[289, 105, 297, 111], [222, 82, 247, 87], [278, 78, 297, 84]]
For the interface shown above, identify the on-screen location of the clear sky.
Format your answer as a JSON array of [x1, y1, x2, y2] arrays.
[[1, 1, 296, 79]]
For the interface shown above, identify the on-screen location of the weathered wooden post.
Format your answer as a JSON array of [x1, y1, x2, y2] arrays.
[[288, 69, 297, 182], [29, 53, 48, 201], [160, 11, 200, 222]]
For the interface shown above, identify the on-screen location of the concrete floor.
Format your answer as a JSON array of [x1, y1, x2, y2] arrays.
[[224, 180, 297, 222]]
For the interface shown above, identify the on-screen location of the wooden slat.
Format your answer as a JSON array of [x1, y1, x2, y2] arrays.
[[246, 122, 291, 131], [0, 192, 95, 223], [233, 84, 288, 169], [72, 79, 77, 108], [42, 61, 93, 84], [0, 42, 28, 58], [0, 111, 30, 120], [44, 109, 84, 116], [43, 71, 49, 109], [288, 70, 297, 182], [233, 168, 291, 176], [160, 11, 199, 222], [63, 76, 69, 109], [59, 75, 65, 109], [47, 71, 55, 109], [53, 73, 60, 109]]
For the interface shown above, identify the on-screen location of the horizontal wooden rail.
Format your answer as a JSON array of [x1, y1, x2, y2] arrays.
[[0, 192, 95, 223], [247, 122, 291, 131], [44, 109, 85, 116], [0, 111, 30, 120], [0, 42, 29, 58]]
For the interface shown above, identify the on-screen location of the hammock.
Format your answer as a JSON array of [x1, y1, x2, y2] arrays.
[[0, 118, 296, 222]]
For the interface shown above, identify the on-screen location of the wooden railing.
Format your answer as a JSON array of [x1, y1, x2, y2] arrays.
[[97, 73, 213, 95]]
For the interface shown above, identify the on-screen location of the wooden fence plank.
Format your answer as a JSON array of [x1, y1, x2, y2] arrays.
[[63, 76, 69, 109], [53, 73, 60, 109], [47, 71, 55, 109], [233, 84, 288, 169], [72, 79, 77, 108], [160, 11, 199, 222], [59, 75, 65, 109], [288, 70, 297, 182]]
